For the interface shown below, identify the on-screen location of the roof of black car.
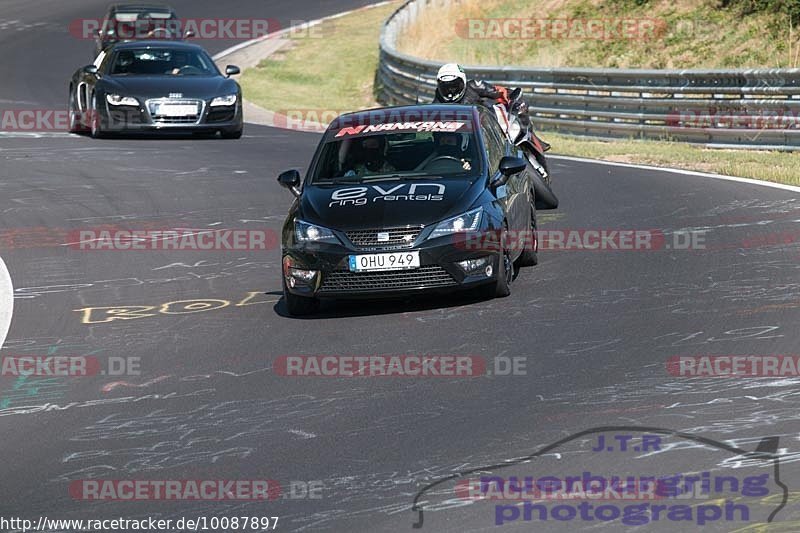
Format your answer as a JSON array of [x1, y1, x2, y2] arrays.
[[111, 3, 173, 9], [110, 40, 204, 51], [110, 4, 174, 13], [329, 104, 480, 128]]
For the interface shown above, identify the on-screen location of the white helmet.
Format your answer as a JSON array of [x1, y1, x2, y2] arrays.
[[436, 63, 467, 102]]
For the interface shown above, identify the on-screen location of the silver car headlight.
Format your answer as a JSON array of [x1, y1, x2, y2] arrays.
[[106, 94, 139, 106], [428, 208, 483, 239], [210, 94, 237, 107], [295, 220, 338, 243]]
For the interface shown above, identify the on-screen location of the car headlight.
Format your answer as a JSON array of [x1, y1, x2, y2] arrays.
[[210, 94, 237, 107], [428, 207, 483, 239], [295, 220, 338, 243], [106, 94, 138, 106]]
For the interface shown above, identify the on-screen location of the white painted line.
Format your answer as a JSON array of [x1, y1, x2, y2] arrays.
[[0, 255, 13, 351], [550, 154, 800, 194], [0, 132, 76, 139]]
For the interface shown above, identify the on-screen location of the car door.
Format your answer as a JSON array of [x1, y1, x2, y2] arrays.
[[480, 111, 527, 236]]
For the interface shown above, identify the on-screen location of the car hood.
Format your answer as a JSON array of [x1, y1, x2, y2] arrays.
[[101, 76, 237, 99], [299, 178, 486, 230]]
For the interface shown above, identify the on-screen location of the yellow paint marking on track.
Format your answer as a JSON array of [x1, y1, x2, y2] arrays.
[[75, 291, 278, 324]]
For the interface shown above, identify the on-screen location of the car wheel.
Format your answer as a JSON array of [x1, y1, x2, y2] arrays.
[[89, 93, 105, 139], [282, 277, 319, 316], [478, 223, 513, 300], [68, 87, 86, 134], [221, 128, 243, 139], [495, 250, 513, 298], [515, 197, 538, 267], [487, 224, 514, 298]]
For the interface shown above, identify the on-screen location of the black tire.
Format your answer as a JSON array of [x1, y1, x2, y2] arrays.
[[221, 127, 243, 139], [89, 93, 105, 139], [515, 199, 538, 267], [282, 277, 319, 316], [68, 87, 86, 133], [494, 224, 513, 298]]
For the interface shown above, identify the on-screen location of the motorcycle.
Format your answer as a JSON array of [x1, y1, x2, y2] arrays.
[[492, 87, 558, 209]]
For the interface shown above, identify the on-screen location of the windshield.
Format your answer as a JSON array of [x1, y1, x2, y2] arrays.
[[108, 12, 179, 39], [113, 12, 175, 23], [109, 48, 217, 76], [311, 129, 482, 184]]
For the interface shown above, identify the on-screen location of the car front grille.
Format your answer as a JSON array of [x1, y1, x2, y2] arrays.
[[319, 265, 456, 293], [146, 98, 203, 124], [345, 226, 423, 250]]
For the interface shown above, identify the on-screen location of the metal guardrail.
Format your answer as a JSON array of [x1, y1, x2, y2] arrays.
[[377, 0, 800, 149]]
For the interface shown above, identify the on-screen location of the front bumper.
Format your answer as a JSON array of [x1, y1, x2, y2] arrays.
[[282, 231, 502, 299], [100, 98, 243, 133]]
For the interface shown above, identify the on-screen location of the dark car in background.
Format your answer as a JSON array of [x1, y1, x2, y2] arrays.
[[277, 105, 540, 316], [94, 3, 184, 56], [68, 41, 243, 138]]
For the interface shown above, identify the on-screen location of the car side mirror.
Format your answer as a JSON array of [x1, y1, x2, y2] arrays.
[[225, 65, 241, 77], [184, 29, 195, 38], [490, 156, 526, 189], [499, 155, 526, 176], [82, 65, 99, 75], [278, 169, 302, 197]]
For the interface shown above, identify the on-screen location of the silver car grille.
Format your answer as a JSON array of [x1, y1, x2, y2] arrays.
[[146, 98, 204, 124]]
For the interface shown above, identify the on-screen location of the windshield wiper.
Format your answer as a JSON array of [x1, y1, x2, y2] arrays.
[[359, 173, 440, 181], [320, 178, 364, 185], [318, 173, 442, 185]]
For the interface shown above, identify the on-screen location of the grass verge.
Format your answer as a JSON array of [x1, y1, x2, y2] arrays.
[[397, 0, 800, 69], [239, 0, 799, 187], [240, 1, 400, 113], [547, 133, 800, 186]]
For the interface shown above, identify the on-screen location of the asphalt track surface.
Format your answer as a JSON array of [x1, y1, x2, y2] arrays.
[[1, 1, 800, 532]]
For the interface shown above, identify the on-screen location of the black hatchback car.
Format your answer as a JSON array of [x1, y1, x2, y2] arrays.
[[277, 105, 540, 316]]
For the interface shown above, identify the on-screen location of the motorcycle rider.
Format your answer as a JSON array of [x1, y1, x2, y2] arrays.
[[433, 63, 550, 152]]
